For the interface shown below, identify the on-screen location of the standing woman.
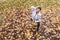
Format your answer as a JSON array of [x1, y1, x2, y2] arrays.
[[30, 6, 42, 31]]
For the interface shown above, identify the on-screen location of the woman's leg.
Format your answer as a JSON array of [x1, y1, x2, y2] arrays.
[[36, 22, 40, 31]]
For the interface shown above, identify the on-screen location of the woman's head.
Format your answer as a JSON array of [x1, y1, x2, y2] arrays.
[[36, 7, 41, 13]]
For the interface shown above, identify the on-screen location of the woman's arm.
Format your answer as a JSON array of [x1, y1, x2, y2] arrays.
[[30, 6, 36, 20], [30, 6, 36, 12]]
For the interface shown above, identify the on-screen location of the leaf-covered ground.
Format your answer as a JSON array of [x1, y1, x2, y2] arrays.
[[0, 7, 60, 40]]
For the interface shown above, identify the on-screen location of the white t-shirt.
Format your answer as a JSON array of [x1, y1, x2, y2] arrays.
[[30, 6, 42, 22]]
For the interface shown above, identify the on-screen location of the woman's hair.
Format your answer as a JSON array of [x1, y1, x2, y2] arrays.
[[37, 7, 41, 10]]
